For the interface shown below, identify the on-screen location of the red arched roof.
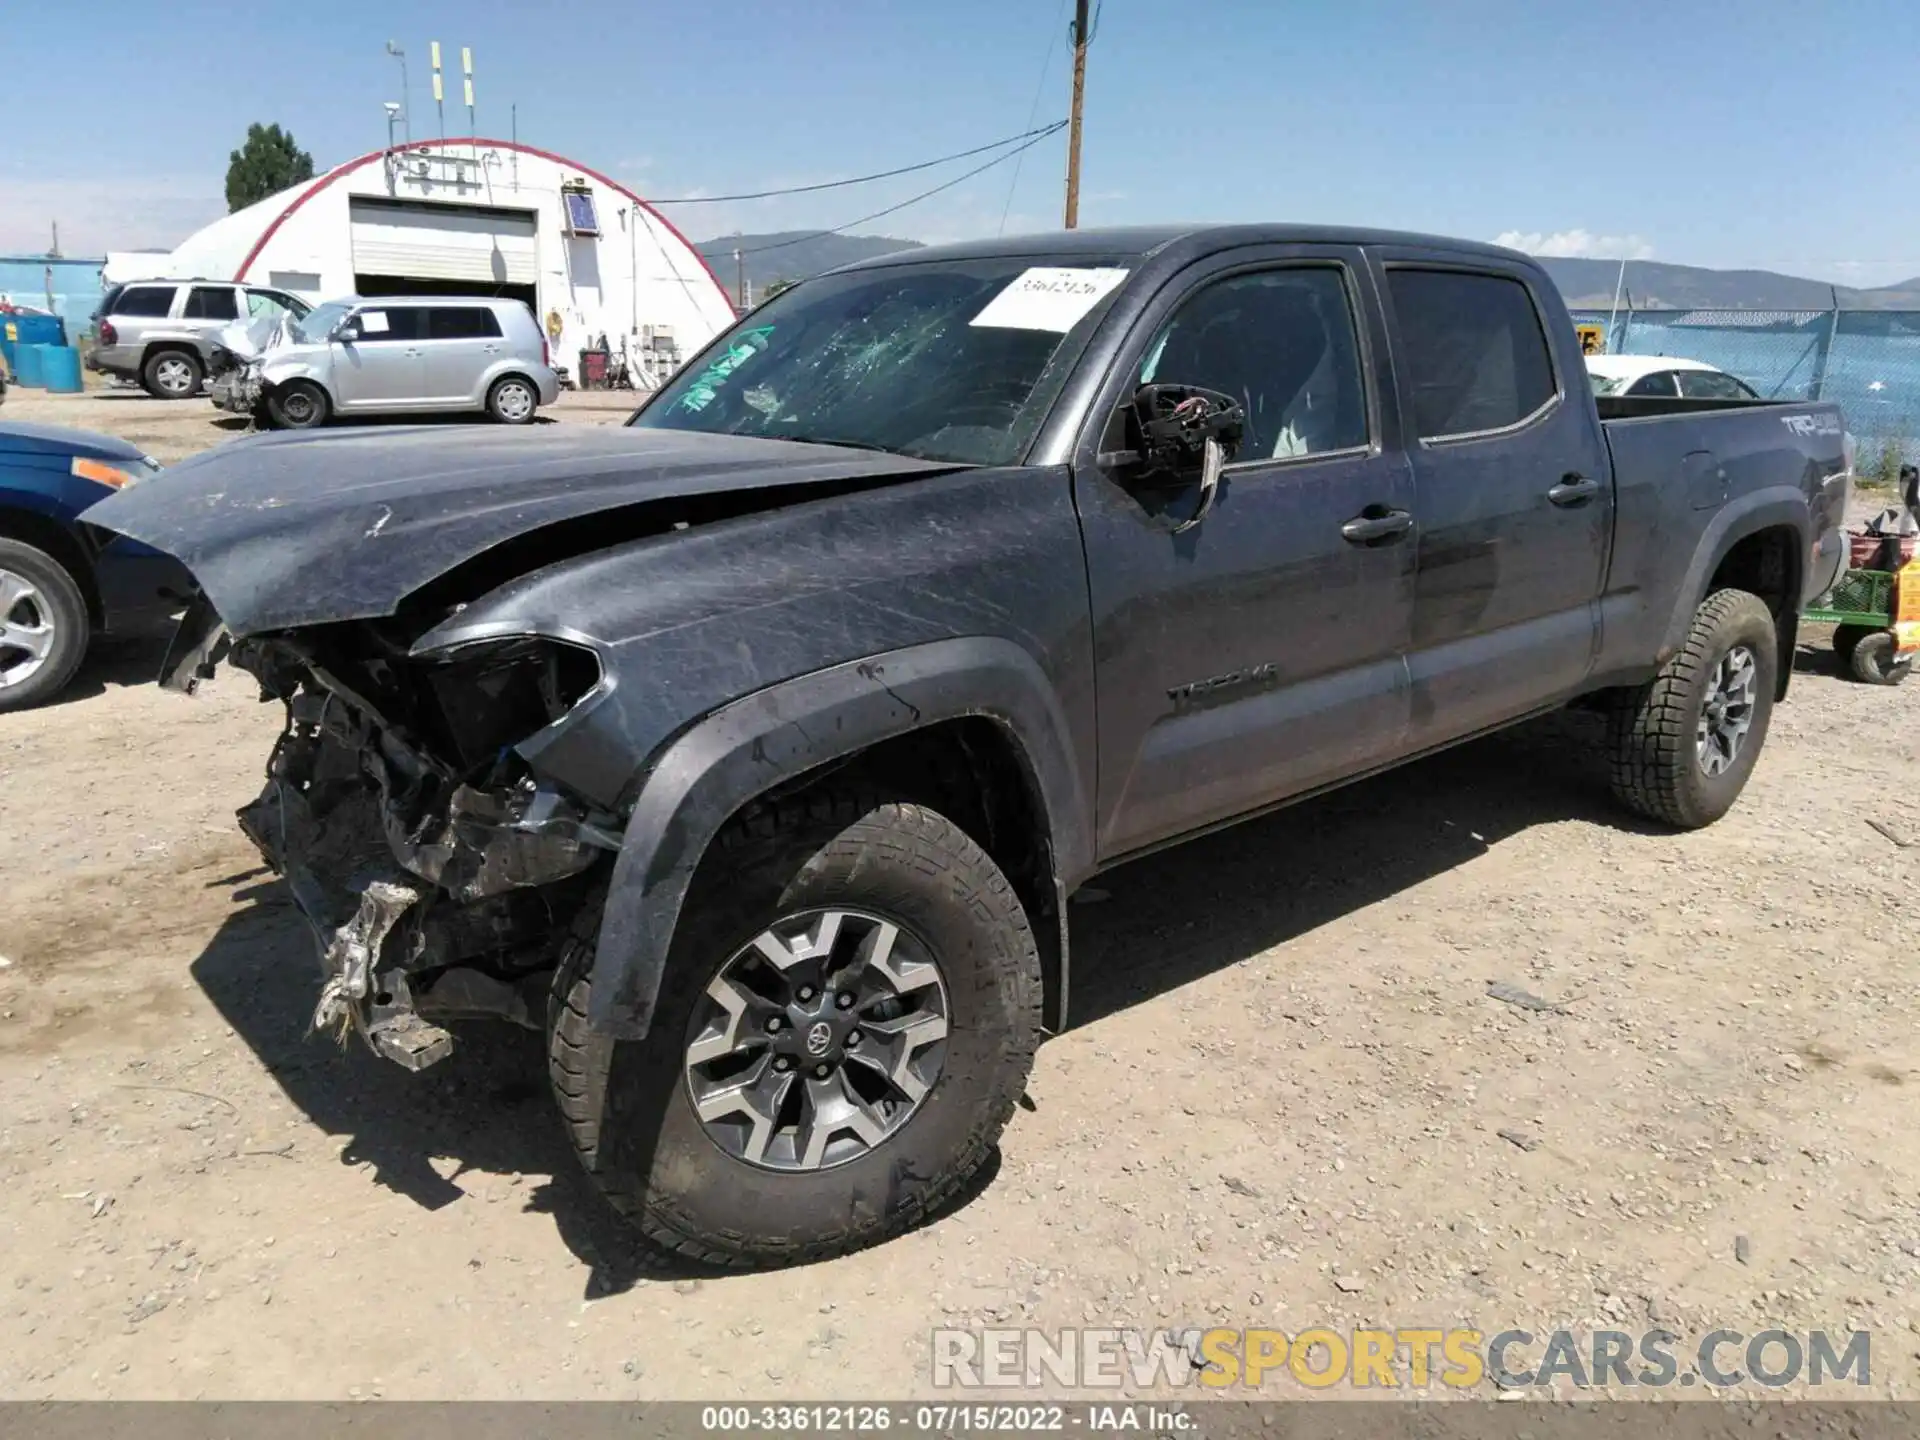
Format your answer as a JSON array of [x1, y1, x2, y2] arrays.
[[233, 137, 730, 304]]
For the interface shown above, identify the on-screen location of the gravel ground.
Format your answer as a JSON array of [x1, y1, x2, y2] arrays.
[[1, 387, 1918, 1403]]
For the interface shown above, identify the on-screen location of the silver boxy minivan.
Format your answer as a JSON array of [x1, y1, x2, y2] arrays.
[[208, 295, 561, 429]]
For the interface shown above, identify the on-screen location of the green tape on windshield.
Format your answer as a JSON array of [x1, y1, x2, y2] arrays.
[[676, 326, 775, 412]]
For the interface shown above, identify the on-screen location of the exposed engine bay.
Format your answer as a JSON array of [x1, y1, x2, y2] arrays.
[[211, 605, 620, 1070]]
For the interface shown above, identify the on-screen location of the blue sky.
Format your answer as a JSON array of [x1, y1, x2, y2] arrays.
[[8, 0, 1920, 285]]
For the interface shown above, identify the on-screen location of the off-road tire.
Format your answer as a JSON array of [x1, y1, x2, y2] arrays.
[[267, 380, 330, 430], [140, 347, 202, 400], [1607, 587, 1778, 829], [547, 786, 1042, 1268], [0, 538, 90, 714], [1848, 630, 1912, 686]]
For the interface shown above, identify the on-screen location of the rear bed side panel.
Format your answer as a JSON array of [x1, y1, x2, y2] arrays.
[[1591, 404, 1845, 686]]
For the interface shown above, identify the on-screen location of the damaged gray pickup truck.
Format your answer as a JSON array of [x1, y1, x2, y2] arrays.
[[87, 225, 1849, 1267]]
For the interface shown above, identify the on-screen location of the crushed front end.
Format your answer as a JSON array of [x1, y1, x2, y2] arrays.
[[227, 621, 620, 1070], [205, 356, 263, 418]]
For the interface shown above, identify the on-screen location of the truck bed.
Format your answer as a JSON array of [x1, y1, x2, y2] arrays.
[[1592, 397, 1851, 687]]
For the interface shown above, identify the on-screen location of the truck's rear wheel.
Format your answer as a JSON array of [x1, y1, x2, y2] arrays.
[[1607, 588, 1778, 829], [548, 787, 1041, 1268]]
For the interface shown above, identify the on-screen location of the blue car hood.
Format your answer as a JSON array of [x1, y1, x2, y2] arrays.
[[0, 420, 155, 465]]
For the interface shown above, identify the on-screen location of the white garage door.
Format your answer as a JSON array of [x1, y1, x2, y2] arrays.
[[348, 199, 538, 285]]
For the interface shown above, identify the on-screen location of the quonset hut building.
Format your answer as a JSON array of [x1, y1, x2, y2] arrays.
[[106, 137, 736, 386]]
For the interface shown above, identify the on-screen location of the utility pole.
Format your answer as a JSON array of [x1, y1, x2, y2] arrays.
[[735, 239, 746, 311], [1063, 0, 1090, 229]]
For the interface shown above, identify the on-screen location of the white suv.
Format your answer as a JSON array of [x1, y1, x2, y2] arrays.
[[88, 281, 311, 399]]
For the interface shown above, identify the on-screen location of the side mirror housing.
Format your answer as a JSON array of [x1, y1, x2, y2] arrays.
[[1102, 383, 1246, 478]]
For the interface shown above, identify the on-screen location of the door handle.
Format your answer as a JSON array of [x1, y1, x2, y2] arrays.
[[1548, 473, 1601, 507], [1340, 507, 1414, 545]]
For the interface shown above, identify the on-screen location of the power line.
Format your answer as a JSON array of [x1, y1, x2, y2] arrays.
[[734, 122, 1068, 256], [649, 122, 1067, 204], [999, 0, 1072, 236]]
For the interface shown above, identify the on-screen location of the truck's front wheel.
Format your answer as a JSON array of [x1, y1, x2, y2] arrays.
[[1606, 588, 1778, 829], [548, 787, 1042, 1268]]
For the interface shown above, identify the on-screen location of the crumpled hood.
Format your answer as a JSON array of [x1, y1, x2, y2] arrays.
[[82, 424, 956, 636], [212, 313, 284, 363]]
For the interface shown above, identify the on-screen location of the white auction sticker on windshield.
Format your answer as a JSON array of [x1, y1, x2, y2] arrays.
[[359, 310, 390, 333], [970, 267, 1129, 332]]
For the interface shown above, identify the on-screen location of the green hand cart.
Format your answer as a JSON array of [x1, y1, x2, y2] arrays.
[[1804, 552, 1920, 685]]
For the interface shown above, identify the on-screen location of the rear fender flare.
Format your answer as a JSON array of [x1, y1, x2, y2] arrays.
[[1659, 489, 1810, 696], [584, 636, 1092, 1040]]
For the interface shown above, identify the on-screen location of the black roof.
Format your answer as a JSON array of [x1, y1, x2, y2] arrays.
[[831, 224, 1530, 274]]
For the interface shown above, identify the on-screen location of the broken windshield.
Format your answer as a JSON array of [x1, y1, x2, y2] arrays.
[[631, 257, 1133, 465]]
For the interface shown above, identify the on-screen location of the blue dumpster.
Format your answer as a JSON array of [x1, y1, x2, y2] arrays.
[[15, 342, 46, 387], [9, 314, 67, 349], [2, 314, 66, 377], [41, 344, 82, 393]]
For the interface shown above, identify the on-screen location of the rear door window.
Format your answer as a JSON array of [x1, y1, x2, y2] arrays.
[[426, 307, 503, 340], [115, 286, 176, 318], [1386, 269, 1558, 439], [1626, 371, 1680, 398], [1677, 369, 1755, 400], [184, 286, 239, 321]]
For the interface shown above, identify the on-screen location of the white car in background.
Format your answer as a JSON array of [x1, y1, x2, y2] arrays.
[[1585, 353, 1762, 401], [1588, 353, 1861, 502]]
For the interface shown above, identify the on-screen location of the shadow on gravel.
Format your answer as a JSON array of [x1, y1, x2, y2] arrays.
[[1792, 639, 1848, 681], [1064, 705, 1665, 1030], [190, 881, 997, 1294], [38, 630, 173, 709], [191, 703, 1652, 1291]]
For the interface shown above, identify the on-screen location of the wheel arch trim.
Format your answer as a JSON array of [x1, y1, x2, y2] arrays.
[[582, 636, 1091, 1040], [1660, 491, 1810, 701]]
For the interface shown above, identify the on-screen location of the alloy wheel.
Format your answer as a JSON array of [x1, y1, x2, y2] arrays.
[[155, 356, 196, 396], [0, 569, 55, 692], [682, 908, 950, 1173], [1696, 644, 1757, 776]]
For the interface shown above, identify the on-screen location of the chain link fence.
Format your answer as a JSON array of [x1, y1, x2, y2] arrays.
[[1569, 306, 1920, 478]]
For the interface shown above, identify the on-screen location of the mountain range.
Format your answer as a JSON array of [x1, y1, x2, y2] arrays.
[[697, 231, 1920, 312]]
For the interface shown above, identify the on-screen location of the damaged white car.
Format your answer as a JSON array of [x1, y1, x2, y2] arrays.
[[207, 295, 559, 429]]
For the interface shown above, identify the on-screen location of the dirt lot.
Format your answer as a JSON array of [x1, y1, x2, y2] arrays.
[[2, 387, 1919, 1402]]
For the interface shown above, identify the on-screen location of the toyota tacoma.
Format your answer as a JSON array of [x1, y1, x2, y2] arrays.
[[87, 225, 1851, 1267]]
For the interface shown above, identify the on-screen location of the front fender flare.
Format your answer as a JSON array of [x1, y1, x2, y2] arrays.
[[585, 636, 1092, 1040]]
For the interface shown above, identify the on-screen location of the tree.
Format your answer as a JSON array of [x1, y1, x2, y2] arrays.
[[225, 124, 316, 212], [763, 278, 797, 300]]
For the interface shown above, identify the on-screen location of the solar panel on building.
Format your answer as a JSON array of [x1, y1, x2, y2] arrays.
[[563, 189, 599, 236]]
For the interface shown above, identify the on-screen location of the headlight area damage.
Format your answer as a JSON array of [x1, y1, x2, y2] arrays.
[[228, 625, 620, 1071]]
